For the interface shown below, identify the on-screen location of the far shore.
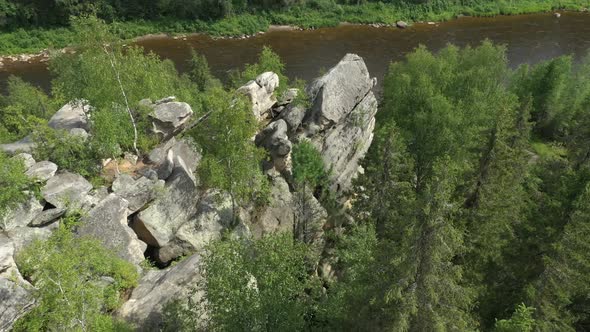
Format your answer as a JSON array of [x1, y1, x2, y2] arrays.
[[0, 10, 586, 69]]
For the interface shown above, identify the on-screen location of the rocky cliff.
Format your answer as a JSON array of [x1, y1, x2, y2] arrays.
[[0, 53, 378, 331]]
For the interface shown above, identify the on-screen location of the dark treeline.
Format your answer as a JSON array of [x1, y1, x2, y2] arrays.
[[0, 0, 560, 29]]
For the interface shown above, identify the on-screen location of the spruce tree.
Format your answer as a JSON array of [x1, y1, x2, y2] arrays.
[[528, 179, 590, 331], [353, 123, 474, 331], [462, 95, 533, 328]]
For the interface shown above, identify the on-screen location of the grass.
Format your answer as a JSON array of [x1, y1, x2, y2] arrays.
[[0, 0, 588, 56]]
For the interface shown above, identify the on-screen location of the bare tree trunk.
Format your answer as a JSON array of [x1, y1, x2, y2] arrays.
[[103, 45, 139, 156]]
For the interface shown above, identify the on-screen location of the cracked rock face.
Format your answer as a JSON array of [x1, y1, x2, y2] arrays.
[[255, 119, 292, 172], [112, 174, 165, 214], [306, 53, 374, 127], [0, 234, 34, 332], [77, 194, 147, 266], [254, 54, 377, 194], [302, 53, 378, 193], [117, 253, 204, 331], [0, 195, 44, 231], [251, 171, 295, 237], [133, 166, 199, 250]]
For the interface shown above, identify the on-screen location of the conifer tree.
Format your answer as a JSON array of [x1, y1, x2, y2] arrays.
[[528, 179, 590, 331], [462, 94, 533, 327], [353, 123, 474, 330]]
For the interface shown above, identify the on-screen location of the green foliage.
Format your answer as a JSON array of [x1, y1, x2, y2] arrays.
[[290, 78, 311, 108], [50, 15, 199, 159], [14, 221, 138, 332], [353, 116, 474, 330], [462, 98, 534, 327], [342, 41, 590, 331], [511, 54, 590, 139], [0, 151, 32, 222], [234, 46, 288, 95], [494, 304, 536, 332], [292, 140, 328, 190], [526, 180, 590, 331], [162, 233, 316, 332], [31, 123, 100, 179], [382, 41, 512, 186], [351, 42, 544, 330], [187, 49, 217, 92], [0, 76, 55, 143], [318, 224, 382, 330], [191, 87, 267, 215]]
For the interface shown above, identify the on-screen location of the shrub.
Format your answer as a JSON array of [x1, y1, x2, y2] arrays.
[[0, 76, 55, 143], [31, 123, 99, 179], [14, 220, 138, 332], [162, 233, 316, 332], [292, 140, 328, 190], [50, 16, 201, 157], [191, 87, 268, 217], [290, 78, 311, 108], [0, 151, 32, 222], [233, 46, 288, 96], [494, 304, 536, 332], [186, 49, 218, 92]]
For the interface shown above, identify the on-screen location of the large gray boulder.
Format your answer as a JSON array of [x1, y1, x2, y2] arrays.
[[0, 235, 34, 332], [251, 171, 295, 237], [303, 54, 378, 193], [29, 208, 66, 227], [145, 138, 198, 181], [77, 194, 147, 266], [0, 195, 44, 231], [0, 235, 15, 272], [132, 165, 199, 252], [25, 160, 58, 182], [13, 153, 35, 170], [48, 100, 90, 131], [170, 139, 202, 174], [112, 174, 165, 214], [69, 127, 89, 140], [147, 138, 176, 180], [280, 104, 306, 134], [41, 172, 93, 209], [313, 92, 377, 192], [292, 188, 328, 255], [255, 119, 292, 172], [150, 102, 193, 139], [0, 137, 35, 155], [5, 224, 57, 254], [306, 54, 374, 127], [117, 253, 204, 331], [237, 71, 279, 121], [158, 190, 233, 263], [147, 137, 177, 166]]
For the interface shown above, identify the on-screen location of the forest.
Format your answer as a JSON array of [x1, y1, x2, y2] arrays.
[[1, 13, 590, 332]]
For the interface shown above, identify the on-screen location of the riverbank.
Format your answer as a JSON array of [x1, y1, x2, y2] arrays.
[[0, 0, 588, 58]]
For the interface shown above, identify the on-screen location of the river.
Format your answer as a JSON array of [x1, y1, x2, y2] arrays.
[[1, 12, 590, 93]]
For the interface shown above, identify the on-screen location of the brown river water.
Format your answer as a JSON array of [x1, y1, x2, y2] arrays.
[[1, 12, 590, 93]]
